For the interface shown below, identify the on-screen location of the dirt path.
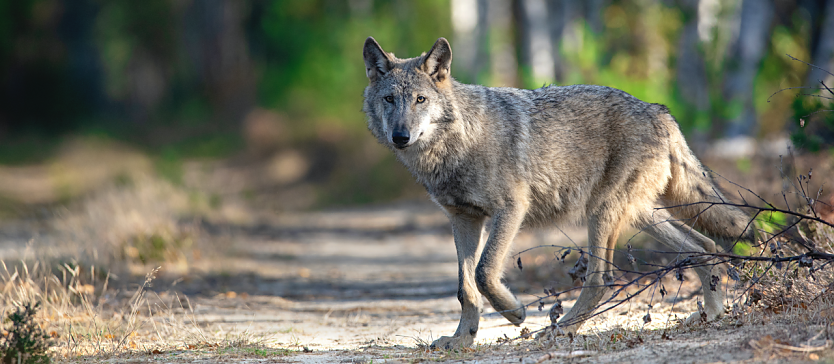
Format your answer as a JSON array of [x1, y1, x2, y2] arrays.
[[177, 202, 558, 350], [133, 202, 821, 363], [2, 200, 830, 363]]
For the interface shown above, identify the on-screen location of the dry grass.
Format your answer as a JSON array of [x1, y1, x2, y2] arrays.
[[1, 248, 289, 362], [0, 171, 282, 362]]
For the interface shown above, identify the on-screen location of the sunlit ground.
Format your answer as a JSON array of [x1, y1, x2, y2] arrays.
[[0, 136, 832, 363]]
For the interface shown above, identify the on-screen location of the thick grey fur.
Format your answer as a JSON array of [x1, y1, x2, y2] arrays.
[[362, 36, 754, 349]]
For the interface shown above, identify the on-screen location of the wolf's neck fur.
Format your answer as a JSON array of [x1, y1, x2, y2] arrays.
[[394, 80, 487, 194]]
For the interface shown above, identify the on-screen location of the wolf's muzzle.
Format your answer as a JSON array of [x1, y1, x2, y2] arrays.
[[392, 129, 410, 149]]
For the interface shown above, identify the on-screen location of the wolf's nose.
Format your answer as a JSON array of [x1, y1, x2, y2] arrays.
[[392, 130, 410, 148]]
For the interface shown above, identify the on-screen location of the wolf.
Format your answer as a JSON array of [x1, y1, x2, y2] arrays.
[[361, 36, 753, 349]]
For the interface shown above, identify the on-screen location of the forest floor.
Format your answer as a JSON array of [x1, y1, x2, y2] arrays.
[[0, 138, 833, 363]]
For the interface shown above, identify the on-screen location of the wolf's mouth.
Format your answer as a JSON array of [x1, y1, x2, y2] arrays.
[[394, 132, 424, 150]]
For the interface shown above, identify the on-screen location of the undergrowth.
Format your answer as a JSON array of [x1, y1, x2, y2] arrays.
[[1, 302, 51, 364]]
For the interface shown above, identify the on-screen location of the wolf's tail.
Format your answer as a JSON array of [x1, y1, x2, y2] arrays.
[[661, 117, 756, 243]]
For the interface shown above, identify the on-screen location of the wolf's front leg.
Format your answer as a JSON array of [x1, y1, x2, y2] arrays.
[[475, 203, 528, 326], [431, 212, 486, 350]]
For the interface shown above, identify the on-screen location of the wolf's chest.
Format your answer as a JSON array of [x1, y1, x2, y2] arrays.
[[422, 173, 492, 216]]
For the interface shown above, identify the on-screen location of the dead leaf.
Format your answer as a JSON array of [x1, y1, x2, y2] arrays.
[[549, 300, 564, 324], [568, 252, 588, 282], [728, 266, 740, 281], [626, 336, 644, 348]]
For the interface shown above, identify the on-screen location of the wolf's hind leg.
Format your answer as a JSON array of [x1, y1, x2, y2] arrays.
[[475, 204, 527, 326], [431, 213, 486, 350], [634, 208, 724, 323], [557, 210, 625, 335]]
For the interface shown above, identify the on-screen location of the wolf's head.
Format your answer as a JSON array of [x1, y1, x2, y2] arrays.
[[362, 37, 456, 150]]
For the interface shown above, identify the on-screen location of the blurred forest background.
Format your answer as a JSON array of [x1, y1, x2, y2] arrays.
[[0, 0, 833, 211]]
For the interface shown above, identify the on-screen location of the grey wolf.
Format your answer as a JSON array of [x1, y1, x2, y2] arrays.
[[361, 36, 753, 349]]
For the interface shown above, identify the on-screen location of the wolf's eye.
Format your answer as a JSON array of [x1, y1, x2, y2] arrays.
[[384, 96, 394, 103], [416, 96, 426, 103]]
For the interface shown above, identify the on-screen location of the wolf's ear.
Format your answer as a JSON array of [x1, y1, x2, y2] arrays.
[[364, 37, 393, 81], [421, 37, 452, 84]]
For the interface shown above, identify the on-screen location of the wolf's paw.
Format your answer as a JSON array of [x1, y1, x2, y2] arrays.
[[500, 303, 526, 326], [490, 296, 525, 325], [431, 334, 474, 350]]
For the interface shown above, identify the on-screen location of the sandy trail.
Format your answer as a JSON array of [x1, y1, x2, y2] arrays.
[[179, 203, 566, 349], [145, 203, 772, 363], [1, 201, 825, 363]]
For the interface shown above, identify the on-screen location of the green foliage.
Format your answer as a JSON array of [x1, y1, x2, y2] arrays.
[[122, 231, 192, 265], [731, 241, 754, 256], [544, 5, 687, 130], [316, 151, 419, 207], [0, 302, 51, 364], [791, 131, 824, 152], [166, 134, 244, 160], [152, 133, 244, 184], [0, 137, 58, 166], [789, 88, 834, 152], [154, 148, 184, 185], [94, 0, 177, 102], [258, 0, 451, 141], [735, 158, 752, 174], [756, 210, 789, 235]]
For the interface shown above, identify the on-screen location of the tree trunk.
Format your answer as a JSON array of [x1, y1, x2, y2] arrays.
[[676, 0, 710, 113], [518, 0, 555, 84], [451, 0, 490, 84], [488, 0, 518, 87], [721, 0, 774, 138], [807, 0, 834, 90], [182, 0, 256, 125]]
